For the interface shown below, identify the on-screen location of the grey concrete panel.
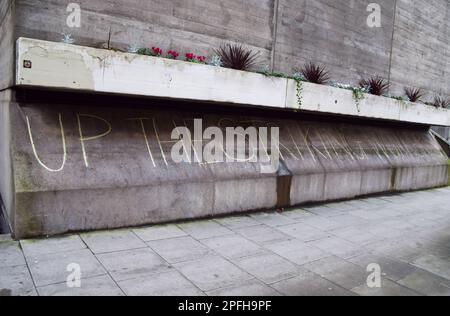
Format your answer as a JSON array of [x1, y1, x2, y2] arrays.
[[2, 95, 448, 238], [389, 0, 450, 98], [0, 90, 13, 229], [274, 0, 395, 85], [14, 0, 274, 68], [0, 0, 15, 90]]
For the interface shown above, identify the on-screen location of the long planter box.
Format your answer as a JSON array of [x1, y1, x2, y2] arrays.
[[16, 38, 450, 126]]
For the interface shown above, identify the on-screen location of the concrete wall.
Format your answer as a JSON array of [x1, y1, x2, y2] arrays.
[[14, 0, 274, 66], [8, 0, 450, 98], [5, 91, 449, 238], [389, 0, 450, 98], [273, 0, 395, 88], [434, 127, 450, 141], [0, 0, 15, 90], [0, 90, 13, 232]]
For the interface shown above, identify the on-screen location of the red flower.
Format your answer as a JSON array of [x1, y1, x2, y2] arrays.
[[196, 56, 206, 63], [168, 50, 179, 59], [185, 53, 196, 61], [151, 47, 163, 56]]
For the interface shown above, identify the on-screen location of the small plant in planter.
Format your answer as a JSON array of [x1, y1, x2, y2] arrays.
[[405, 87, 425, 103], [151, 47, 163, 57], [431, 96, 450, 109], [185, 53, 197, 62], [196, 55, 207, 64], [137, 47, 163, 57], [127, 44, 140, 53], [61, 33, 75, 44], [331, 82, 368, 111], [167, 50, 180, 59], [137, 48, 152, 56], [296, 63, 330, 85], [331, 82, 368, 105], [185, 53, 207, 64], [210, 55, 222, 67], [214, 43, 260, 71], [390, 95, 407, 102], [359, 76, 389, 96]]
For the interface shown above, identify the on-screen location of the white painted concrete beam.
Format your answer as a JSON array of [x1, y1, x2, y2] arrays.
[[16, 38, 450, 127]]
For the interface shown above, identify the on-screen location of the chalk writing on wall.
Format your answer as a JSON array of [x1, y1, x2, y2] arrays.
[[25, 112, 444, 173]]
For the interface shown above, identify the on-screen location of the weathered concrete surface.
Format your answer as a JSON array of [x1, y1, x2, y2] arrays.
[[0, 0, 15, 90], [0, 90, 13, 233], [432, 130, 450, 157], [1, 187, 450, 296], [434, 127, 450, 142], [389, 0, 450, 97], [6, 0, 449, 98], [14, 0, 274, 65], [1, 90, 447, 238], [274, 0, 395, 87], [16, 38, 288, 109], [15, 38, 450, 126]]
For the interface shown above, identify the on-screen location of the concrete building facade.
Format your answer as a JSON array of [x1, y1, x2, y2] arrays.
[[0, 0, 449, 238], [2, 0, 450, 97]]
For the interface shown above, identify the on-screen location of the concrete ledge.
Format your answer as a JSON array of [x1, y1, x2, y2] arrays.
[[16, 38, 450, 127]]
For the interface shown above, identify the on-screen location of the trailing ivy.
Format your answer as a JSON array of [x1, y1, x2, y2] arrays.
[[351, 87, 366, 112], [331, 82, 367, 113], [260, 70, 304, 109], [294, 77, 304, 109]]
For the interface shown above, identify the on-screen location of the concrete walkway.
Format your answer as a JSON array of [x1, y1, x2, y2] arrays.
[[1, 188, 450, 296]]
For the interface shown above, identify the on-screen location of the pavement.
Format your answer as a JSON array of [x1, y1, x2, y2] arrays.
[[1, 187, 450, 296]]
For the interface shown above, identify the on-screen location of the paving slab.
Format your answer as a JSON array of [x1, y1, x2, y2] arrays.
[[281, 209, 317, 221], [0, 265, 37, 296], [411, 254, 450, 280], [37, 275, 124, 296], [235, 225, 292, 245], [206, 280, 281, 296], [297, 215, 344, 231], [174, 255, 253, 292], [302, 206, 343, 217], [398, 270, 450, 296], [118, 270, 204, 296], [271, 272, 355, 296], [264, 239, 330, 266], [351, 279, 419, 296], [133, 225, 187, 242], [232, 252, 301, 285], [96, 248, 171, 282], [21, 235, 86, 257], [200, 234, 264, 260], [329, 227, 379, 246], [80, 230, 146, 254], [368, 239, 425, 263], [148, 236, 212, 264], [249, 213, 297, 227], [328, 213, 370, 228], [214, 216, 261, 229], [367, 224, 411, 239], [348, 210, 390, 221], [178, 220, 234, 240], [276, 223, 330, 242], [27, 249, 106, 287], [307, 236, 364, 259], [347, 253, 418, 282], [302, 256, 367, 290], [0, 240, 26, 267]]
